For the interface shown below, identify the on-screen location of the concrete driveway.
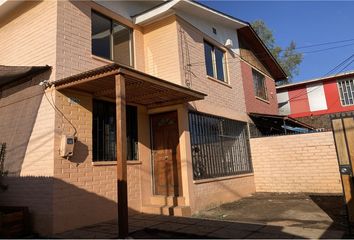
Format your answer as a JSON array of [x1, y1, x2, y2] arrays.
[[196, 192, 348, 238], [52, 193, 347, 239]]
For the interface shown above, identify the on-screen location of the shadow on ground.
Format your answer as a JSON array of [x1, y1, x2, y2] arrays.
[[196, 192, 347, 239]]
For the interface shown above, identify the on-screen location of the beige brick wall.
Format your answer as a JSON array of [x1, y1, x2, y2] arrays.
[[177, 17, 248, 122], [0, 0, 57, 81], [0, 0, 57, 175], [250, 132, 342, 193], [190, 175, 255, 212], [0, 176, 54, 235], [143, 15, 182, 85], [55, 0, 146, 80], [52, 90, 144, 233]]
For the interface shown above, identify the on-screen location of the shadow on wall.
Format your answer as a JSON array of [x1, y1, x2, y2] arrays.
[[0, 70, 52, 176], [0, 175, 118, 236], [0, 1, 41, 29]]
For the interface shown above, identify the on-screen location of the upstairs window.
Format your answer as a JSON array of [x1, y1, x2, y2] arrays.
[[252, 69, 268, 101], [204, 41, 227, 82], [338, 79, 354, 106], [91, 11, 133, 66]]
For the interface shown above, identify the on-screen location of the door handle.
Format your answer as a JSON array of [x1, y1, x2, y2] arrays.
[[164, 156, 168, 160]]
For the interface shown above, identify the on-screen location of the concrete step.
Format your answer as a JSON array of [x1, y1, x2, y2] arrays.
[[150, 196, 186, 206], [141, 205, 191, 217]]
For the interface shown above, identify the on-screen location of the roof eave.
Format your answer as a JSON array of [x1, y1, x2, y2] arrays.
[[276, 71, 354, 90], [133, 0, 248, 28], [247, 26, 287, 81]]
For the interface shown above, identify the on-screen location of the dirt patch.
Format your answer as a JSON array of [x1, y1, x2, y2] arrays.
[[195, 193, 348, 232]]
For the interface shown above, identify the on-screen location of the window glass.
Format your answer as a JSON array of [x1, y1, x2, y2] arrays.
[[113, 22, 131, 66], [204, 41, 227, 82], [204, 42, 214, 77], [93, 100, 116, 161], [91, 11, 133, 66], [92, 12, 111, 60], [93, 100, 138, 161], [215, 48, 225, 81], [252, 69, 268, 100], [126, 105, 138, 160]]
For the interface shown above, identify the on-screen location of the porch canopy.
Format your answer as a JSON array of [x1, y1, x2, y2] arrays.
[[53, 63, 206, 108], [53, 63, 206, 238]]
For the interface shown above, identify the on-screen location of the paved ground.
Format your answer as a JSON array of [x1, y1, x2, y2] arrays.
[[52, 193, 347, 239]]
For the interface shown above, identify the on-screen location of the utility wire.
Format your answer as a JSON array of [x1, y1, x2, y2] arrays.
[[324, 54, 354, 76], [44, 87, 78, 137], [283, 53, 354, 103], [188, 42, 354, 67], [293, 38, 354, 50]]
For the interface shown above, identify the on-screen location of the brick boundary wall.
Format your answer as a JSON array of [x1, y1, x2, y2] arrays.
[[250, 132, 342, 194]]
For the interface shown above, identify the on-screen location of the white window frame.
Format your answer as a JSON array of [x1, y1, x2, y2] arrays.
[[204, 41, 228, 82]]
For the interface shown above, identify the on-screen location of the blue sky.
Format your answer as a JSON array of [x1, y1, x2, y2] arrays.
[[200, 1, 354, 83]]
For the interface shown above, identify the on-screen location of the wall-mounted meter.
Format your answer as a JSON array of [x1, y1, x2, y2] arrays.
[[60, 135, 75, 157]]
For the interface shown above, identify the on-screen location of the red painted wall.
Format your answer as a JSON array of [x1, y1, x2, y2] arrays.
[[288, 86, 310, 115], [287, 78, 354, 118], [241, 62, 278, 115]]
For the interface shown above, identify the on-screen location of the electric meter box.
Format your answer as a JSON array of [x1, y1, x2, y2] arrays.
[[60, 135, 75, 157]]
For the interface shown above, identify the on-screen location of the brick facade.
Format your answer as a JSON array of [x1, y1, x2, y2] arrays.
[[240, 62, 278, 115], [176, 17, 248, 122], [250, 132, 342, 193], [52, 90, 144, 233], [0, 0, 293, 235]]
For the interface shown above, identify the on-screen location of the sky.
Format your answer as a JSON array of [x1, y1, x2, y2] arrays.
[[200, 1, 354, 83]]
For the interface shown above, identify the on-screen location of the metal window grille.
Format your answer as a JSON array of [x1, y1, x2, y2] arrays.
[[189, 112, 253, 180], [338, 79, 354, 106]]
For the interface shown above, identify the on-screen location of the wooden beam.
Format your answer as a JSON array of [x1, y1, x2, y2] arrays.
[[55, 69, 118, 90], [115, 74, 128, 238]]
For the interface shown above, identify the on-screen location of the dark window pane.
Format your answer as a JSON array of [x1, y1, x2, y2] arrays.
[[93, 100, 116, 161], [92, 12, 111, 59], [215, 47, 225, 81], [126, 105, 138, 160], [113, 22, 132, 66], [93, 100, 138, 161], [204, 42, 214, 77], [252, 69, 268, 100]]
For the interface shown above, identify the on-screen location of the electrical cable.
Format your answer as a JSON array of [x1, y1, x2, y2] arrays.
[[282, 53, 354, 103], [43, 87, 78, 137], [294, 38, 354, 50]]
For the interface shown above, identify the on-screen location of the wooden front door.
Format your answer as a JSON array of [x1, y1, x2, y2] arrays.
[[151, 111, 182, 196]]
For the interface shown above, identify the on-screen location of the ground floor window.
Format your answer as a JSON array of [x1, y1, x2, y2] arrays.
[[189, 112, 252, 180], [93, 99, 138, 161]]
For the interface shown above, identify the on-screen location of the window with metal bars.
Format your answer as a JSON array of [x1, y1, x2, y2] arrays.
[[338, 79, 354, 106], [92, 100, 138, 161], [189, 112, 253, 180]]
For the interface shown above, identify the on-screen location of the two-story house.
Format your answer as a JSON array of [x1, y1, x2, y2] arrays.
[[0, 0, 286, 235], [277, 71, 354, 129]]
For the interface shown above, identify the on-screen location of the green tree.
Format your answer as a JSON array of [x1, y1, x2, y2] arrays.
[[251, 20, 303, 84]]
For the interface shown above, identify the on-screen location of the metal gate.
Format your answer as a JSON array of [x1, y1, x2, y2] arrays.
[[331, 113, 354, 227]]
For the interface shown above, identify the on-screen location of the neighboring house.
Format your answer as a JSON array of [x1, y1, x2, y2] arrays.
[[0, 0, 286, 235], [276, 71, 354, 129]]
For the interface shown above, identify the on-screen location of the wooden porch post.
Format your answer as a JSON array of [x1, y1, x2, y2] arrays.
[[116, 74, 128, 238]]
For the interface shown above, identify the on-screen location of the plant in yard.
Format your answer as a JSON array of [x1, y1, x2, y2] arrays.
[[0, 143, 8, 191]]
